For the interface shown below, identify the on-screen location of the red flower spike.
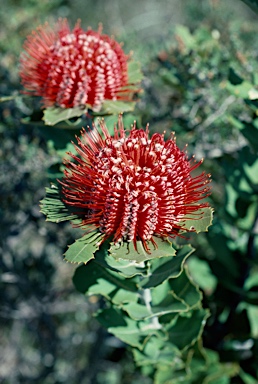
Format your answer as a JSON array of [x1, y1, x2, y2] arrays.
[[20, 19, 131, 110], [60, 118, 211, 251]]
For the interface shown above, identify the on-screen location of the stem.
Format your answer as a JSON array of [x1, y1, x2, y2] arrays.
[[142, 288, 161, 329]]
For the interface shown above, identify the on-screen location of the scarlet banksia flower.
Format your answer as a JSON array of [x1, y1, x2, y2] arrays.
[[20, 19, 132, 110], [60, 118, 211, 251]]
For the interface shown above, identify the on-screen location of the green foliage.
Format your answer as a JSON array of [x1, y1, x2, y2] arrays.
[[72, 243, 208, 378], [109, 237, 176, 263], [127, 61, 144, 84], [40, 184, 80, 223], [99, 100, 137, 115], [73, 262, 139, 305], [3, 1, 258, 382], [187, 256, 217, 293], [139, 245, 194, 288], [182, 207, 214, 233], [64, 232, 104, 264], [227, 68, 258, 155], [133, 18, 258, 383], [94, 245, 149, 278], [138, 22, 258, 159], [37, 18, 258, 377], [43, 106, 88, 126], [154, 346, 240, 384], [164, 309, 208, 351], [96, 307, 167, 350]]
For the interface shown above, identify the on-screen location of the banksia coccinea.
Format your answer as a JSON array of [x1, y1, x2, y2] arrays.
[[20, 19, 133, 111], [60, 118, 211, 252]]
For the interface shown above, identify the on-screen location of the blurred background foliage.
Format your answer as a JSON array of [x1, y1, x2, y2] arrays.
[[1, 0, 258, 383]]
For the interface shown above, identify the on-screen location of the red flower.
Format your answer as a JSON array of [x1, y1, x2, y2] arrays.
[[20, 19, 131, 110], [60, 118, 211, 251]]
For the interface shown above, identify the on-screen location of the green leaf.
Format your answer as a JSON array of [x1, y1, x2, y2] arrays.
[[43, 106, 87, 126], [168, 266, 202, 310], [139, 245, 194, 288], [237, 122, 258, 152], [95, 249, 149, 278], [73, 261, 138, 305], [123, 267, 202, 321], [165, 309, 210, 351], [225, 182, 239, 218], [109, 236, 176, 263], [243, 274, 258, 305], [154, 347, 239, 384], [226, 80, 253, 99], [239, 369, 258, 384], [240, 302, 258, 337], [64, 232, 104, 264], [122, 291, 187, 321], [127, 60, 144, 84], [99, 100, 136, 115], [133, 336, 181, 367], [205, 230, 243, 285], [202, 363, 239, 384], [183, 342, 208, 378], [187, 257, 217, 293], [154, 364, 185, 384], [40, 184, 81, 223], [245, 272, 258, 290], [96, 307, 167, 349], [243, 153, 258, 182], [182, 207, 214, 233], [175, 25, 196, 53], [160, 68, 180, 87], [0, 94, 18, 103]]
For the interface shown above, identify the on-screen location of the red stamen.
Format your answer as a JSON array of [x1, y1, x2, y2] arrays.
[[60, 118, 211, 252]]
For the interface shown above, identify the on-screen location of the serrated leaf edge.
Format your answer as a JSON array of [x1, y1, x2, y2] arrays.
[[64, 232, 104, 265]]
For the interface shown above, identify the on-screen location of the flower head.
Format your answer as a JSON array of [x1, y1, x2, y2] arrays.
[[60, 118, 211, 251], [20, 19, 132, 110]]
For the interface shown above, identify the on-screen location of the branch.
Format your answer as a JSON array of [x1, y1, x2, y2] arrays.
[[142, 288, 161, 329], [199, 95, 236, 130]]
